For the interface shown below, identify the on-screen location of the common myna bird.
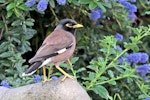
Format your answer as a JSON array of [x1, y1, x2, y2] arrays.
[[22, 19, 83, 81]]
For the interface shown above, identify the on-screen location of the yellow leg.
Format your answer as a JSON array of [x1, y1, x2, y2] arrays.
[[56, 65, 74, 81], [43, 66, 47, 82]]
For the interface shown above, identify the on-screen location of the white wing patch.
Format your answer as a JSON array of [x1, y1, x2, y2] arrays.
[[57, 48, 67, 54], [57, 43, 73, 54], [40, 57, 52, 68], [40, 43, 73, 68]]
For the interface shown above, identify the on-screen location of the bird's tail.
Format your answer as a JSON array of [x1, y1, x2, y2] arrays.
[[22, 62, 42, 76]]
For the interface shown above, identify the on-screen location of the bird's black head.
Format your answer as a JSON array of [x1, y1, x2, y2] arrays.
[[55, 19, 83, 35]]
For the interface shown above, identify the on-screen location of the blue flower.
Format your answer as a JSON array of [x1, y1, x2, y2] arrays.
[[25, 0, 37, 7], [115, 33, 123, 42], [117, 1, 137, 20], [90, 7, 103, 21], [130, 0, 136, 2], [126, 52, 149, 64], [56, 0, 66, 5], [37, 0, 48, 12], [128, 12, 137, 21], [136, 64, 150, 77], [90, 10, 101, 21], [0, 80, 11, 88], [118, 57, 123, 65], [51, 76, 58, 80], [33, 74, 41, 82], [140, 53, 149, 63], [145, 98, 150, 100], [126, 53, 141, 64], [120, 1, 137, 13], [116, 45, 122, 51]]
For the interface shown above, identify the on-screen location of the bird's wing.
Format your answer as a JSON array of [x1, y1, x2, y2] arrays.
[[29, 29, 74, 63]]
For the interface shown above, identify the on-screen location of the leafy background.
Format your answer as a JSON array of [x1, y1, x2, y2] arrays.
[[0, 0, 150, 99]]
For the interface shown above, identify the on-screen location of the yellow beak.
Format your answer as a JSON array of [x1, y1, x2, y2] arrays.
[[73, 24, 84, 28]]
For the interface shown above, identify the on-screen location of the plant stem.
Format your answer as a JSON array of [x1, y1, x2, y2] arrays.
[[107, 48, 128, 68], [50, 7, 59, 22], [86, 48, 129, 90], [95, 69, 134, 85], [67, 59, 76, 78], [86, 68, 105, 90]]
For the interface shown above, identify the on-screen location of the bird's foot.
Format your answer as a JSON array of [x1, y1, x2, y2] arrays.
[[42, 76, 51, 83], [61, 74, 75, 81]]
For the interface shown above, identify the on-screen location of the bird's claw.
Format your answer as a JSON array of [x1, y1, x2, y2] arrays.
[[61, 74, 75, 81]]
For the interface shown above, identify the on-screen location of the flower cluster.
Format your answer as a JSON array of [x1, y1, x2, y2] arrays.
[[116, 0, 137, 20], [125, 52, 150, 79], [114, 34, 123, 65], [25, 0, 37, 7], [89, 7, 103, 21], [25, 0, 48, 12], [116, 45, 122, 51], [115, 33, 123, 42], [0, 80, 11, 88], [51, 76, 58, 80], [145, 98, 150, 100], [37, 0, 48, 12], [126, 52, 149, 64], [33, 74, 41, 82], [56, 0, 66, 5], [118, 57, 123, 65], [136, 64, 150, 78], [114, 33, 150, 79]]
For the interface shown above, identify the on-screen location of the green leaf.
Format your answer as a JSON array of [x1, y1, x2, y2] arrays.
[[89, 1, 97, 10], [0, 60, 11, 67], [0, 51, 13, 58], [67, 0, 73, 3], [6, 3, 15, 11], [76, 67, 86, 73], [102, 2, 112, 8], [145, 11, 150, 15], [0, 42, 9, 53], [24, 28, 37, 39], [5, 69, 15, 74], [87, 65, 98, 72], [26, 18, 35, 22], [7, 11, 13, 18], [14, 8, 21, 17], [79, 0, 91, 4], [71, 57, 79, 64], [108, 80, 116, 85], [11, 20, 22, 26], [22, 24, 27, 31], [0, 0, 7, 3], [124, 43, 139, 52], [12, 37, 21, 44], [138, 94, 148, 99], [108, 70, 114, 78], [99, 76, 109, 81], [96, 2, 106, 12], [49, 0, 55, 8], [25, 18, 35, 26], [89, 72, 95, 80], [14, 62, 23, 72], [91, 85, 109, 99], [72, 0, 80, 6], [17, 4, 30, 11], [25, 21, 34, 27]]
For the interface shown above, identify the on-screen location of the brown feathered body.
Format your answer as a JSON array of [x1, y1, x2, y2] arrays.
[[22, 19, 82, 76]]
